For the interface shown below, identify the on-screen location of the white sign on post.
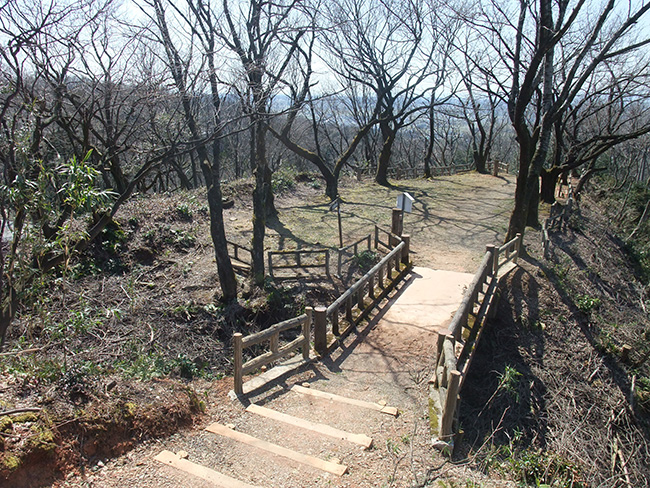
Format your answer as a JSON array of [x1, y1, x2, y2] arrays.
[[396, 192, 414, 213]]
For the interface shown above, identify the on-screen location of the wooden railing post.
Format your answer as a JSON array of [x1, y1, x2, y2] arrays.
[[313, 306, 328, 356], [233, 333, 243, 395], [302, 311, 311, 360], [401, 235, 410, 265], [514, 233, 522, 264], [267, 251, 274, 278], [486, 245, 497, 276], [440, 370, 461, 441], [391, 208, 403, 246], [325, 250, 331, 277]]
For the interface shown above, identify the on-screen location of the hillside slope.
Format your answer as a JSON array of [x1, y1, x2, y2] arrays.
[[460, 193, 650, 487]]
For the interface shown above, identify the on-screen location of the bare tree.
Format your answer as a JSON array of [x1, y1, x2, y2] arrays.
[[322, 0, 457, 186], [466, 0, 650, 239], [140, 0, 238, 301], [217, 0, 308, 284]]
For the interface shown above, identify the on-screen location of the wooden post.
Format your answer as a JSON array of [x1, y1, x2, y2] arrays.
[[345, 296, 353, 322], [514, 233, 522, 264], [301, 314, 310, 360], [378, 265, 385, 289], [391, 208, 403, 236], [337, 251, 343, 277], [374, 225, 379, 249], [369, 275, 375, 299], [325, 250, 331, 277], [313, 306, 328, 356], [357, 286, 364, 310], [440, 370, 461, 441], [486, 245, 497, 276], [233, 333, 243, 395], [270, 333, 279, 354], [391, 208, 402, 247], [394, 252, 400, 272], [267, 251, 274, 278], [401, 235, 410, 265]]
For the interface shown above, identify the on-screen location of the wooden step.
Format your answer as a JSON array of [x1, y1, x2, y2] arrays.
[[291, 384, 399, 416], [154, 450, 262, 488], [205, 422, 348, 476], [246, 402, 373, 449]]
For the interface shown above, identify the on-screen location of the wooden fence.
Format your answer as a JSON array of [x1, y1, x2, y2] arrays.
[[226, 240, 253, 274], [318, 240, 409, 352], [336, 234, 372, 277], [374, 225, 401, 252], [386, 163, 478, 180], [431, 233, 523, 443], [233, 314, 311, 395], [486, 161, 510, 175], [267, 249, 331, 279], [232, 234, 411, 396]]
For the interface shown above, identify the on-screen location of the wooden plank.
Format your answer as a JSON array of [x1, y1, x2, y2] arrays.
[[291, 384, 398, 416], [205, 422, 348, 476], [154, 450, 262, 488], [246, 403, 373, 449]]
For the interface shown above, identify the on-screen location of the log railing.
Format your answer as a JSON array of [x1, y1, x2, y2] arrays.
[[337, 234, 372, 277], [314, 240, 409, 354], [433, 233, 523, 443], [493, 233, 522, 274], [486, 161, 510, 175], [233, 313, 311, 395], [374, 225, 401, 252]]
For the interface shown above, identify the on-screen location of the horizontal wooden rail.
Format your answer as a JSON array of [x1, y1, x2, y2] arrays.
[[233, 313, 311, 395], [494, 233, 522, 274], [447, 249, 494, 340], [317, 241, 408, 354]]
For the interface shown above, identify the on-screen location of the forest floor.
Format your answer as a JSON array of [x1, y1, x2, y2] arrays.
[[1, 171, 649, 487]]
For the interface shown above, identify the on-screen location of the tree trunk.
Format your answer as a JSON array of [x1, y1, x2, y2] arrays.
[[375, 123, 395, 187], [540, 167, 561, 203], [251, 119, 268, 284], [526, 174, 540, 227], [325, 171, 338, 201], [474, 150, 488, 174]]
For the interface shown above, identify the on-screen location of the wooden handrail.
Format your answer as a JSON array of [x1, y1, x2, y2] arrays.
[[233, 313, 310, 395], [327, 241, 405, 318]]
